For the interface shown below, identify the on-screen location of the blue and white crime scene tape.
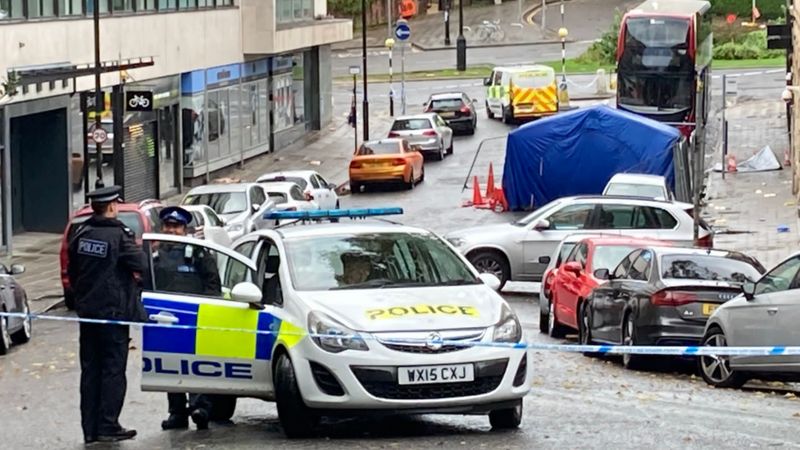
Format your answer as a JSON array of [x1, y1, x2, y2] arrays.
[[2, 310, 797, 357]]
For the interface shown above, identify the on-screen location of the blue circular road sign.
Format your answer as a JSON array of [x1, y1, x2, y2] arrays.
[[395, 22, 411, 41]]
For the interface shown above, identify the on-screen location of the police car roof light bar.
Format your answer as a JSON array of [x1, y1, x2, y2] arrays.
[[264, 207, 404, 221]]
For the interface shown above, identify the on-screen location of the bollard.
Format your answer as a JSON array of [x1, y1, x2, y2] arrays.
[[558, 81, 570, 109], [595, 69, 608, 95]]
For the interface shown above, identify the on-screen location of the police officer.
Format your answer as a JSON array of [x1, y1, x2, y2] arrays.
[[67, 186, 147, 444], [155, 206, 220, 430]]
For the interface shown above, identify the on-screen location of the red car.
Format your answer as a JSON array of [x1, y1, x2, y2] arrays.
[[547, 236, 669, 338], [59, 199, 163, 310]]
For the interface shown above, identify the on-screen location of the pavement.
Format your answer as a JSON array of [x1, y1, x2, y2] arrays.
[[335, 0, 634, 52]]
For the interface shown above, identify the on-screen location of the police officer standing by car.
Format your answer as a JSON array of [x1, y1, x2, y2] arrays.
[[155, 206, 221, 430], [67, 186, 147, 444]]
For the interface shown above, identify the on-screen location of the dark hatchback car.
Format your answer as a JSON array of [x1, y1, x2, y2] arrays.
[[581, 246, 765, 370], [424, 92, 477, 135]]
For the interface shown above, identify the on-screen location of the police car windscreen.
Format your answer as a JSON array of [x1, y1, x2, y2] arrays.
[[284, 232, 480, 291], [512, 72, 553, 88], [660, 255, 761, 284], [69, 212, 144, 239], [183, 192, 247, 214]]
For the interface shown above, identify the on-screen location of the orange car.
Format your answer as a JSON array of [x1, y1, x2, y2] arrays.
[[349, 138, 424, 193]]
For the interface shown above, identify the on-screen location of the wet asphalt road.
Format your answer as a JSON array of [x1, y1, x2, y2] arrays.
[[2, 69, 799, 449]]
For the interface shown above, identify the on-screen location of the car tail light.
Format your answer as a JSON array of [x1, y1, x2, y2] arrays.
[[651, 290, 700, 307], [391, 158, 406, 166], [304, 192, 314, 201], [350, 161, 363, 169], [460, 105, 471, 114], [422, 130, 437, 136], [695, 232, 713, 248], [388, 131, 400, 137], [424, 105, 433, 112]]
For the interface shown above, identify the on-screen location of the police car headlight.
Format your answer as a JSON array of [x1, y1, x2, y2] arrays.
[[308, 311, 369, 353], [492, 304, 522, 343], [227, 223, 244, 233]]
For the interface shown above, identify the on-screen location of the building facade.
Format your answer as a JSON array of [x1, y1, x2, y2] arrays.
[[0, 0, 350, 253]]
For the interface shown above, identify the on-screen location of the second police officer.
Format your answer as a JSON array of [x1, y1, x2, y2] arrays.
[[154, 206, 221, 430]]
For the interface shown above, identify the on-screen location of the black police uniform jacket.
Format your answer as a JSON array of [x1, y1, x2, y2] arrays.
[[67, 215, 148, 322]]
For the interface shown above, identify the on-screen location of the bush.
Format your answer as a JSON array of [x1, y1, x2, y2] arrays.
[[713, 30, 785, 59], [709, 0, 785, 20]]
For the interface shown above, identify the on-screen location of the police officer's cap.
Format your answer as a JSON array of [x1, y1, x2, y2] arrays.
[[87, 185, 123, 204], [160, 206, 193, 226]]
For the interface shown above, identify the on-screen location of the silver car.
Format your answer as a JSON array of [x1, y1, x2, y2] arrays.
[[700, 252, 800, 388], [387, 113, 453, 161], [445, 195, 713, 288], [602, 173, 675, 201], [181, 183, 275, 241]]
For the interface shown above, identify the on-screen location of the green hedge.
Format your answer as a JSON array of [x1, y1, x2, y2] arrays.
[[713, 30, 785, 59], [709, 0, 785, 20]]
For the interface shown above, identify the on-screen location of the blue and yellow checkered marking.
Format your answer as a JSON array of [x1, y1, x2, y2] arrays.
[[142, 296, 303, 361]]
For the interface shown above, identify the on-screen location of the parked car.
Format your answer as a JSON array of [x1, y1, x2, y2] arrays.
[[700, 252, 800, 388], [348, 138, 425, 193], [424, 92, 477, 135], [584, 246, 765, 370], [603, 173, 675, 201], [446, 195, 714, 289], [181, 183, 276, 242], [546, 236, 670, 338], [0, 263, 31, 355], [181, 204, 233, 248], [255, 170, 339, 210], [388, 113, 453, 161], [538, 233, 615, 333], [60, 199, 164, 310], [258, 181, 319, 212]]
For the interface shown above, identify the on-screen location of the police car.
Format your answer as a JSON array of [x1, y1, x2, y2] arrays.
[[140, 208, 530, 438]]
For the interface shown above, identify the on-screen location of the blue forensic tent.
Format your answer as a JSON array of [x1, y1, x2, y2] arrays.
[[502, 105, 682, 210]]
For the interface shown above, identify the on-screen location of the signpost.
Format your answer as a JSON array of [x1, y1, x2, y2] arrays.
[[91, 127, 108, 145], [395, 20, 411, 114], [349, 66, 361, 153], [125, 90, 153, 112]]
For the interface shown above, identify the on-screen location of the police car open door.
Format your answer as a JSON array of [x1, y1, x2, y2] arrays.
[[140, 234, 274, 396]]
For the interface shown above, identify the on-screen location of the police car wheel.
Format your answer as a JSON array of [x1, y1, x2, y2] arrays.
[[274, 353, 317, 438], [0, 311, 11, 355], [485, 102, 494, 119], [11, 300, 31, 345], [489, 400, 522, 429], [207, 395, 237, 421]]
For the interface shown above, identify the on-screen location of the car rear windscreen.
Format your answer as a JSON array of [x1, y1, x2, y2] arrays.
[[358, 142, 401, 155], [661, 255, 761, 284], [262, 176, 308, 190], [68, 212, 144, 240], [267, 193, 289, 204], [391, 119, 432, 131], [430, 98, 463, 109]]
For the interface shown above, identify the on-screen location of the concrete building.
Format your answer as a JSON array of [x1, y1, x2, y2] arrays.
[[0, 0, 351, 253]]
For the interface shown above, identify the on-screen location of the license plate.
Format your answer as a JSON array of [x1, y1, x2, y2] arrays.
[[363, 162, 388, 168], [440, 112, 456, 118], [702, 303, 719, 316], [397, 363, 475, 385]]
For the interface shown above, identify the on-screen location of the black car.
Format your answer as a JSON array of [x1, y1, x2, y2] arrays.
[[0, 263, 31, 355], [424, 92, 477, 135], [580, 246, 765, 370]]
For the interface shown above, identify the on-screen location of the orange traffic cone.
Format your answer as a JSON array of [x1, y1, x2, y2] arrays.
[[486, 163, 496, 199], [471, 176, 485, 206], [493, 187, 509, 212], [726, 154, 737, 172]]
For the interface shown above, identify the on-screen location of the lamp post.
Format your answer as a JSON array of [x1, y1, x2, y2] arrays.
[[444, 0, 451, 46], [385, 38, 395, 116], [557, 26, 570, 109], [361, 0, 369, 141], [92, 0, 104, 188], [349, 66, 361, 152], [456, 0, 466, 71]]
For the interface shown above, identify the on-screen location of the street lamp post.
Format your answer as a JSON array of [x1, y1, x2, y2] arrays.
[[456, 0, 466, 71], [350, 66, 360, 152], [92, 0, 104, 188], [385, 38, 395, 116], [444, 0, 451, 46], [361, 0, 369, 141]]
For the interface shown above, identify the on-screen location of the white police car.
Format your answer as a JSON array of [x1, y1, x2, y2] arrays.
[[140, 208, 530, 438]]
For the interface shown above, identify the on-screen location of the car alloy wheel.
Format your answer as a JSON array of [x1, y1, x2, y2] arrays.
[[548, 300, 566, 338], [0, 314, 11, 355], [579, 303, 598, 357], [699, 329, 747, 388], [11, 301, 32, 344], [473, 257, 503, 280], [406, 170, 415, 190], [622, 315, 645, 370]]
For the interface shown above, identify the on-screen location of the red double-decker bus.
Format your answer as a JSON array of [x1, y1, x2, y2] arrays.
[[616, 0, 712, 133]]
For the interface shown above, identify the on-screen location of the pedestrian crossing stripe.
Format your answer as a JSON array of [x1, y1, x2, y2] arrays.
[[142, 295, 304, 362]]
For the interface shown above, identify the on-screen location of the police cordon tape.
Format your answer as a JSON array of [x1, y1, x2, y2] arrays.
[[4, 310, 798, 357]]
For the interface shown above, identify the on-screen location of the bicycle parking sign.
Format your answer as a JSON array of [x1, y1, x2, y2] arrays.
[[125, 90, 154, 112]]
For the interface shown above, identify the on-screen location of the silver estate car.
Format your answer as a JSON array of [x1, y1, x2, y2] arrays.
[[445, 196, 713, 288], [388, 113, 454, 161], [182, 183, 276, 241], [700, 252, 800, 388]]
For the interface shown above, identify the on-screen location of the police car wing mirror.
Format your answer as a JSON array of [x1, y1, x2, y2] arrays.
[[743, 281, 756, 301], [231, 281, 263, 304], [533, 219, 550, 231], [538, 255, 551, 265], [251, 203, 261, 213], [594, 268, 610, 280], [483, 77, 491, 86], [477, 273, 502, 291], [10, 264, 25, 275]]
